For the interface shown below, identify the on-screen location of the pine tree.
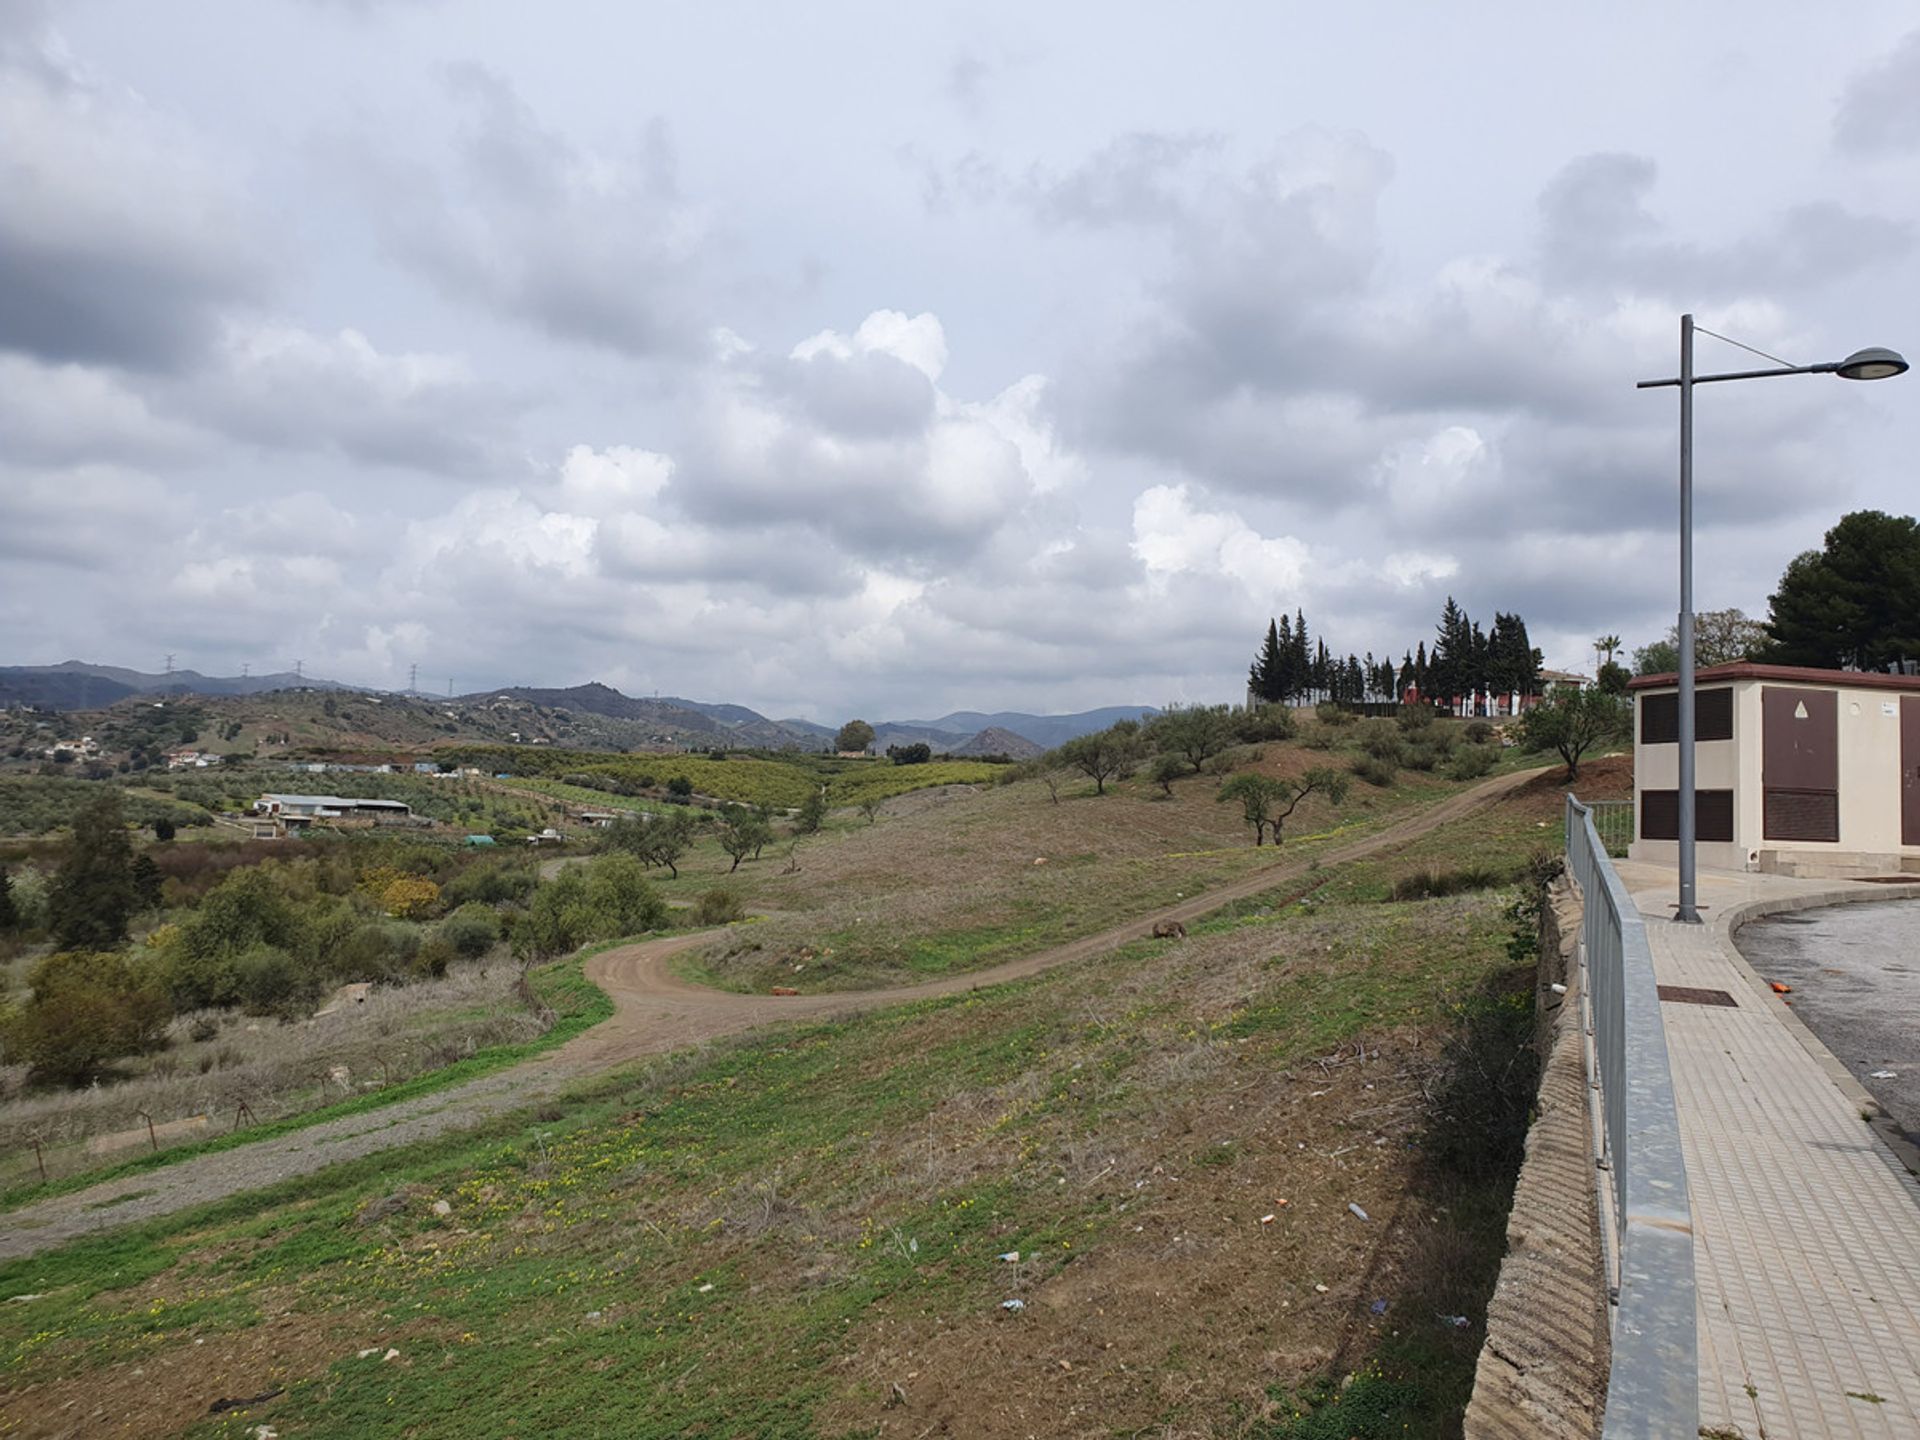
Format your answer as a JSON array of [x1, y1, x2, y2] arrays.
[[47, 791, 140, 951]]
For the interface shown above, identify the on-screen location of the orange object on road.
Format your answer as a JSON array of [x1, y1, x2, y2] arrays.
[[1770, 981, 1792, 994]]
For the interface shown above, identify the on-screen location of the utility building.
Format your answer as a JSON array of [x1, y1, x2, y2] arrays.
[[1629, 662, 1920, 878]]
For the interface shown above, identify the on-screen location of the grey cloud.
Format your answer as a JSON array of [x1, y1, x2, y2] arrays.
[[782, 348, 939, 439], [164, 324, 521, 477], [1030, 132, 1223, 229], [1538, 152, 1910, 293], [368, 66, 705, 357], [0, 31, 267, 371], [1835, 30, 1920, 155]]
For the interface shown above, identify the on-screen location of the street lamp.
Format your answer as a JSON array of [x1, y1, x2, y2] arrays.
[[1638, 316, 1908, 923]]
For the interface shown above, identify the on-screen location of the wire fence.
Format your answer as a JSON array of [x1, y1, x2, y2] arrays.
[[1585, 798, 1633, 857]]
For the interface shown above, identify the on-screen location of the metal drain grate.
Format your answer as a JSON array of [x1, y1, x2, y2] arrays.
[[1657, 985, 1739, 1007]]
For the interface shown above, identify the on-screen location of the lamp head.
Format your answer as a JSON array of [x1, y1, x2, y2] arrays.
[[1835, 346, 1909, 381]]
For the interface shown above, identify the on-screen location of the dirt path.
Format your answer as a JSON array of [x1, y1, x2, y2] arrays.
[[0, 766, 1545, 1262]]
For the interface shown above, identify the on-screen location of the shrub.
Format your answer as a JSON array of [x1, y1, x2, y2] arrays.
[[5, 950, 171, 1085], [666, 776, 694, 797], [1447, 745, 1496, 781], [438, 902, 502, 958], [1350, 755, 1398, 788], [233, 944, 323, 1017], [1237, 704, 1298, 742], [1403, 740, 1444, 772], [1202, 750, 1238, 777], [1463, 719, 1495, 745], [1388, 865, 1510, 902], [694, 888, 746, 926], [1313, 701, 1355, 728], [887, 742, 932, 765], [1355, 721, 1405, 764], [411, 935, 456, 980], [334, 922, 422, 985], [441, 859, 537, 908], [379, 875, 442, 920], [152, 817, 176, 841], [1396, 703, 1437, 733]]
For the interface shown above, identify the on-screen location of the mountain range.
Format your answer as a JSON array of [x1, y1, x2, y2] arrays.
[[0, 662, 1156, 757]]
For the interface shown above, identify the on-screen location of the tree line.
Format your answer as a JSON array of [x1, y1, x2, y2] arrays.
[[1248, 599, 1541, 709]]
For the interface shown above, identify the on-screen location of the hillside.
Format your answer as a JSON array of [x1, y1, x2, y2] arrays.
[[0, 711, 1606, 1437]]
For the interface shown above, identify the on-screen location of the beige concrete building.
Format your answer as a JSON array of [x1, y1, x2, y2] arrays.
[[1628, 662, 1920, 878]]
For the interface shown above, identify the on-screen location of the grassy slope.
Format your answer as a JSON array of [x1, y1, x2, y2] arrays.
[[0, 756, 1612, 1439], [0, 949, 613, 1213]]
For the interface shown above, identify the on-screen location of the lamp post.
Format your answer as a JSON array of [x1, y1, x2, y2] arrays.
[[1638, 318, 1907, 923]]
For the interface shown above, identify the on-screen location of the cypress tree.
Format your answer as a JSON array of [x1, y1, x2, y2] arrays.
[[47, 791, 140, 951], [1249, 619, 1286, 703]]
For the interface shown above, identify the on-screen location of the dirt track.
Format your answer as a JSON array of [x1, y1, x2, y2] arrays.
[[0, 766, 1546, 1261]]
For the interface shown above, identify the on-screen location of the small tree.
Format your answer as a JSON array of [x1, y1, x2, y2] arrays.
[[628, 809, 697, 879], [858, 795, 883, 825], [716, 806, 771, 873], [1056, 724, 1143, 795], [1150, 754, 1183, 797], [1519, 687, 1627, 781], [1217, 768, 1350, 846], [152, 817, 176, 841], [1149, 705, 1236, 774], [887, 742, 932, 765], [0, 865, 17, 934], [835, 720, 876, 753], [794, 787, 830, 835]]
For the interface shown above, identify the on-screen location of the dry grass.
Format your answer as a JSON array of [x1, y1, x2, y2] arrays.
[[674, 739, 1468, 991], [0, 959, 538, 1186]]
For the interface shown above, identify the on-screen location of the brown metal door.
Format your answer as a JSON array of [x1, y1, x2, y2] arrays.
[[1762, 687, 1839, 841], [1904, 696, 1920, 846]]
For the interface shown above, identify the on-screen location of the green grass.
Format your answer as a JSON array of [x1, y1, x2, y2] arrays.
[[0, 942, 619, 1214], [1, 874, 1534, 1437]]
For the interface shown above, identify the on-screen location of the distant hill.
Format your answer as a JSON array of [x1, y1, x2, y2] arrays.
[[0, 661, 355, 709], [897, 706, 1160, 751], [0, 662, 1157, 759], [951, 726, 1043, 759]]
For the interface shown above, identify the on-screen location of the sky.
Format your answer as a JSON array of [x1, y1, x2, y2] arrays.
[[3, 2, 1919, 723]]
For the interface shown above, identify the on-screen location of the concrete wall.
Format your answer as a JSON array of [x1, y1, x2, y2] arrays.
[[1463, 876, 1609, 1440]]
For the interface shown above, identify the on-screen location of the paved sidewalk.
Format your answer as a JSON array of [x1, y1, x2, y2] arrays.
[[1612, 862, 1920, 1440]]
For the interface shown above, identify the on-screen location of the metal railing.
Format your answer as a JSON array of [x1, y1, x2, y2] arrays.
[[1585, 798, 1633, 857], [1565, 795, 1698, 1440]]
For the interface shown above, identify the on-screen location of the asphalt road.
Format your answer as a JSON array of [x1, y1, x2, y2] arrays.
[[1736, 899, 1920, 1145]]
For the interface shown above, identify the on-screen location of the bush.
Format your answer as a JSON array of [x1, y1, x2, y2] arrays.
[[886, 742, 932, 766], [1388, 865, 1511, 902], [411, 934, 456, 980], [438, 902, 502, 959], [1202, 750, 1239, 777], [1447, 745, 1496, 781], [379, 874, 442, 920], [1355, 721, 1405, 764], [1396, 703, 1437, 733], [693, 888, 746, 926], [666, 776, 694, 797], [5, 950, 172, 1085], [1463, 719, 1496, 745], [1313, 701, 1355, 728], [1350, 756, 1398, 788], [1237, 704, 1298, 742], [333, 922, 422, 985], [441, 860, 538, 908], [233, 944, 324, 1017], [1403, 740, 1444, 772]]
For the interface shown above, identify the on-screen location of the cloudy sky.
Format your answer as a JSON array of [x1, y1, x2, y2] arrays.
[[4, 3, 1918, 722]]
